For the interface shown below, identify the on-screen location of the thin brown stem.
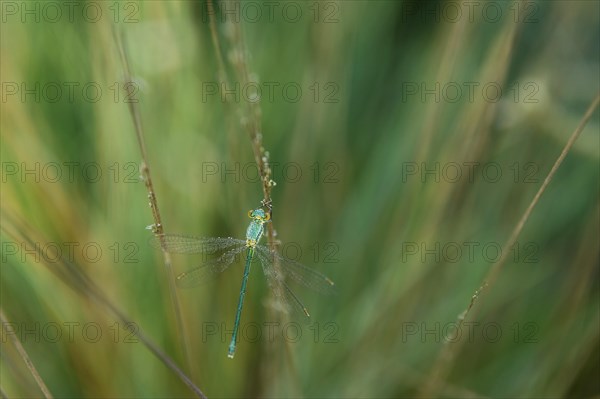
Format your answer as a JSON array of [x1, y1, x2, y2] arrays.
[[207, 2, 275, 221], [111, 24, 196, 383], [0, 213, 207, 399], [208, 3, 299, 393], [421, 93, 600, 396], [206, 0, 228, 84], [227, 15, 275, 237], [0, 308, 53, 399], [484, 93, 600, 289], [206, 2, 274, 216]]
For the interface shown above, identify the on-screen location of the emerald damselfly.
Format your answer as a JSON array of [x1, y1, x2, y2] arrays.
[[152, 208, 335, 358]]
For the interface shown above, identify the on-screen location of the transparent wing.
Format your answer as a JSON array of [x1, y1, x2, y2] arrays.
[[255, 249, 310, 319], [255, 248, 336, 320], [176, 245, 247, 288], [151, 234, 245, 254], [255, 246, 336, 295]]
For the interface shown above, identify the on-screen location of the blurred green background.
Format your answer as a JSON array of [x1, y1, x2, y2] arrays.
[[1, 1, 599, 398]]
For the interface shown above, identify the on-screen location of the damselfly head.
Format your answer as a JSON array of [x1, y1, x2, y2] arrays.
[[248, 208, 270, 221]]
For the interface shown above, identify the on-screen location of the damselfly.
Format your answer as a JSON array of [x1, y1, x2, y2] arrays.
[[152, 208, 335, 358]]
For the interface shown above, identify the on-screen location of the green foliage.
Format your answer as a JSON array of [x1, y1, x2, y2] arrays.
[[1, 1, 598, 397]]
